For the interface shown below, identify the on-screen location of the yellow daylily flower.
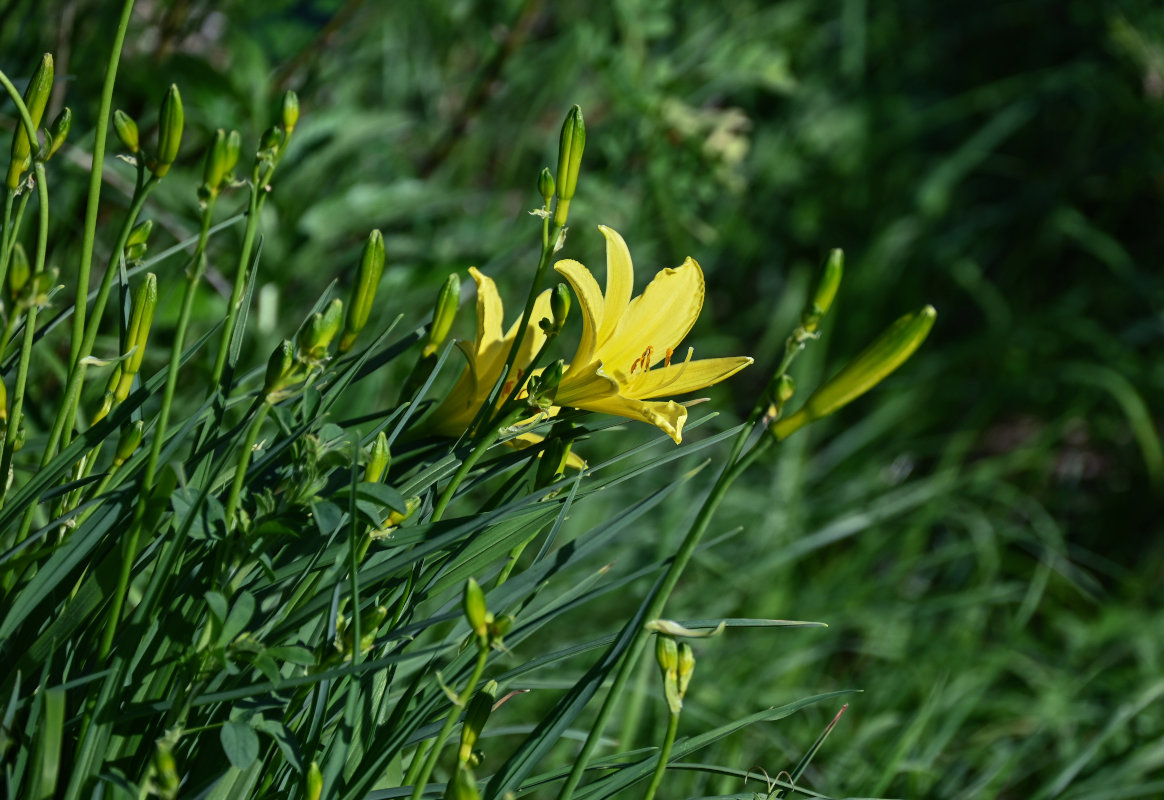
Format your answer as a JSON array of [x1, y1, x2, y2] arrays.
[[553, 226, 753, 443], [426, 267, 552, 439]]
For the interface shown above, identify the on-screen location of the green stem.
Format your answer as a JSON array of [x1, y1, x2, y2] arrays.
[[0, 190, 13, 298], [408, 646, 490, 800], [70, 0, 137, 372], [555, 434, 774, 800], [642, 711, 680, 800], [209, 178, 261, 387], [431, 408, 521, 523], [224, 400, 271, 530]]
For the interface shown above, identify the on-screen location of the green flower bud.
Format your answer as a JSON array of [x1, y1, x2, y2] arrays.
[[305, 761, 323, 800], [263, 339, 296, 397], [355, 604, 388, 655], [772, 305, 936, 440], [113, 420, 144, 466], [7, 242, 29, 302], [550, 283, 570, 332], [765, 373, 795, 421], [459, 680, 498, 763], [446, 764, 480, 800], [45, 107, 71, 160], [553, 105, 585, 226], [374, 495, 420, 535], [282, 90, 300, 134], [655, 634, 679, 675], [538, 167, 555, 204], [126, 218, 153, 248], [201, 128, 231, 195], [535, 432, 572, 489], [423, 272, 461, 357], [297, 298, 344, 363], [527, 360, 564, 411], [340, 229, 385, 352], [114, 273, 157, 401], [7, 53, 53, 189], [364, 431, 391, 483], [151, 734, 180, 800], [676, 642, 695, 699], [153, 84, 184, 177], [801, 249, 844, 334], [113, 109, 139, 153], [224, 130, 242, 180], [259, 125, 281, 157], [463, 577, 489, 639]]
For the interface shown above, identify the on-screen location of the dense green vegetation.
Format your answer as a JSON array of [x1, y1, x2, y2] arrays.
[[1, 1, 1162, 798]]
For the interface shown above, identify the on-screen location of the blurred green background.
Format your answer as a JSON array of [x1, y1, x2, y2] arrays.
[[5, 0, 1164, 796]]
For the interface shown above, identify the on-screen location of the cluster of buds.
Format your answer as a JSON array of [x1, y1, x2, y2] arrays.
[[113, 84, 185, 180], [199, 128, 242, 201], [463, 578, 512, 651], [654, 635, 696, 715], [296, 298, 344, 368], [6, 54, 53, 190]]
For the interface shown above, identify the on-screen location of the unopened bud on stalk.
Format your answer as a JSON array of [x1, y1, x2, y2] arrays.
[[801, 249, 844, 334], [297, 298, 344, 363], [340, 229, 385, 352], [765, 373, 795, 421], [676, 642, 695, 699], [113, 420, 144, 466], [113, 110, 139, 153], [7, 53, 53, 189], [364, 431, 391, 483], [258, 125, 282, 158], [446, 765, 481, 800], [152, 84, 184, 177], [151, 735, 180, 799], [125, 219, 152, 262], [772, 306, 936, 440], [459, 680, 499, 763], [45, 107, 71, 160], [114, 273, 158, 402], [553, 105, 585, 226], [281, 90, 300, 135], [423, 272, 461, 357], [528, 360, 564, 411], [305, 761, 323, 800], [463, 577, 489, 639], [535, 433, 572, 488], [263, 339, 296, 397], [224, 130, 242, 179], [550, 283, 570, 333], [7, 242, 29, 302], [538, 167, 555, 205], [201, 128, 233, 196]]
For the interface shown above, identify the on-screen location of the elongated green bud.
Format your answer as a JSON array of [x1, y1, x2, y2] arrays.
[[553, 105, 585, 226], [550, 283, 570, 332], [7, 242, 29, 302], [114, 273, 158, 401], [538, 167, 555, 204], [225, 130, 242, 180], [7, 53, 53, 189], [423, 272, 461, 357], [772, 306, 936, 440], [801, 249, 844, 334], [305, 761, 323, 800], [459, 680, 499, 764], [535, 433, 572, 489], [113, 420, 144, 466], [340, 229, 385, 352], [446, 765, 481, 800], [258, 125, 281, 158], [263, 339, 295, 397], [364, 431, 391, 483], [152, 735, 180, 800], [126, 218, 153, 248], [463, 578, 489, 639], [201, 128, 230, 195], [45, 107, 71, 160], [282, 90, 300, 134], [676, 642, 695, 699], [297, 298, 344, 363], [528, 360, 564, 411], [153, 84, 184, 177], [113, 109, 139, 153], [655, 634, 679, 675]]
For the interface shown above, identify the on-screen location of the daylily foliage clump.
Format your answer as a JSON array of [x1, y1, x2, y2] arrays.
[[0, 45, 934, 800]]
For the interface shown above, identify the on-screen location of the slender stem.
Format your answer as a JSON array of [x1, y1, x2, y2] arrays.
[[0, 190, 14, 298], [71, 0, 137, 371], [209, 179, 261, 387], [224, 400, 271, 530], [431, 408, 521, 523], [0, 163, 49, 509], [555, 435, 774, 800], [408, 646, 490, 800], [642, 711, 680, 800]]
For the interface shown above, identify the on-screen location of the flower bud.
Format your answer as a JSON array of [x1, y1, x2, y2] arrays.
[[7, 53, 53, 189], [124, 218, 152, 263], [676, 642, 695, 699], [459, 680, 498, 763], [224, 129, 242, 180], [114, 273, 157, 402], [113, 420, 144, 466], [463, 577, 489, 639], [550, 283, 570, 332], [297, 298, 344, 363], [305, 761, 323, 800], [535, 433, 572, 489], [655, 634, 678, 675], [801, 249, 844, 334], [537, 167, 555, 204], [258, 125, 282, 158], [152, 84, 184, 177], [45, 107, 71, 160], [263, 339, 296, 397], [364, 431, 391, 483], [281, 90, 300, 134], [201, 128, 232, 195], [340, 229, 385, 352], [423, 272, 461, 357], [151, 734, 180, 800], [113, 110, 139, 153], [772, 306, 936, 440], [445, 765, 480, 800], [765, 373, 795, 421], [528, 360, 564, 412], [7, 242, 29, 302], [553, 105, 585, 226]]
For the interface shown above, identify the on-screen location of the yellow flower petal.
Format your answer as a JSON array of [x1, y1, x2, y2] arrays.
[[576, 393, 688, 444], [554, 257, 606, 378], [626, 355, 754, 400], [506, 288, 554, 377], [596, 225, 633, 347]]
